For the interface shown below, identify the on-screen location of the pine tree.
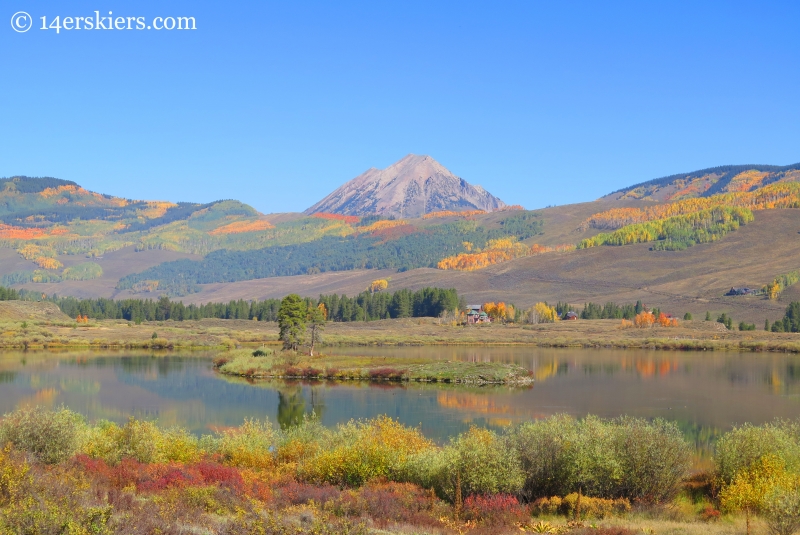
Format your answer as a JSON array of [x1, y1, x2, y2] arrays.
[[278, 294, 307, 351]]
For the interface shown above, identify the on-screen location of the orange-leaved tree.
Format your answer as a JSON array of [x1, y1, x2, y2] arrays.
[[634, 311, 656, 328]]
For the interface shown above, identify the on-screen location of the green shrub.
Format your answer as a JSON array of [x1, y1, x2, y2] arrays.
[[765, 486, 800, 535], [405, 426, 524, 501], [216, 418, 276, 470], [0, 407, 84, 464], [612, 416, 692, 503], [566, 415, 625, 498], [505, 415, 691, 503], [504, 414, 576, 500]]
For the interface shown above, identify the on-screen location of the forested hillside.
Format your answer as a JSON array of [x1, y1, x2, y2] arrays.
[[118, 213, 543, 294]]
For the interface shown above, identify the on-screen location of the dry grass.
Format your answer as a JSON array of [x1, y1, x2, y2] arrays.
[[0, 310, 798, 352], [593, 514, 756, 535]]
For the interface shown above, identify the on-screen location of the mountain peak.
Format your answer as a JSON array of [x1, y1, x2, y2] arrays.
[[304, 155, 505, 218]]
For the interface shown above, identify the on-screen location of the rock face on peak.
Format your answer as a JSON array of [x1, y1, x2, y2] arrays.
[[304, 154, 506, 218]]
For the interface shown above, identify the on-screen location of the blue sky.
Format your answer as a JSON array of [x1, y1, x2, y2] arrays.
[[1, 1, 798, 212]]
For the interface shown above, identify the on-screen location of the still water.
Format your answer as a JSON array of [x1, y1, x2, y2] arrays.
[[1, 347, 799, 448]]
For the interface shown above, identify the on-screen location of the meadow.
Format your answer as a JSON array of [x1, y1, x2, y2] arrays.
[[2, 307, 800, 354], [0, 407, 795, 534]]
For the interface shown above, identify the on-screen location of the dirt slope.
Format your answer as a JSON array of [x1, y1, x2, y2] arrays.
[[0, 301, 71, 322]]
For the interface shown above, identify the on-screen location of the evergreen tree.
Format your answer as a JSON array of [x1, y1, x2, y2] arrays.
[[278, 294, 307, 351]]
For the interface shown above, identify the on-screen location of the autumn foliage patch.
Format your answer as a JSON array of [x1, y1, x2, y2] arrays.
[[582, 181, 800, 231], [438, 238, 574, 271], [311, 212, 360, 224], [208, 219, 275, 235]]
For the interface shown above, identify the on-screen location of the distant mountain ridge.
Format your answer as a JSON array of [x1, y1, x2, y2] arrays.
[[606, 163, 800, 202], [305, 154, 506, 218]]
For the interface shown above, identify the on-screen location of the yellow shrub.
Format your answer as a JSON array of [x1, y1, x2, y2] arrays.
[[81, 421, 124, 463], [217, 419, 276, 470], [81, 418, 200, 464], [298, 416, 433, 487], [0, 445, 29, 506], [531, 496, 562, 516], [561, 493, 631, 519]]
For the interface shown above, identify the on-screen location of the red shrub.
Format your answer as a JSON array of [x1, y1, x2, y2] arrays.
[[368, 368, 406, 381], [273, 479, 342, 508], [78, 456, 247, 496], [194, 461, 244, 493], [463, 493, 528, 525], [138, 466, 198, 491], [356, 481, 441, 528], [111, 458, 149, 489], [301, 367, 323, 378], [700, 505, 721, 522]]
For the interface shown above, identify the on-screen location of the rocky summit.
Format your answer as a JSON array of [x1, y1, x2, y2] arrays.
[[304, 154, 506, 218]]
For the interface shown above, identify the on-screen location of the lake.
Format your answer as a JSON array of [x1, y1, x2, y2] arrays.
[[1, 347, 799, 449]]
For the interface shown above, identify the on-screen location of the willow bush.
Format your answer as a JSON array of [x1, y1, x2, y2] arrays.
[[505, 415, 691, 503], [0, 406, 84, 465], [403, 426, 525, 501]]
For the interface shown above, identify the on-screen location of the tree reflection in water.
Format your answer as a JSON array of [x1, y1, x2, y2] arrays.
[[277, 383, 325, 429]]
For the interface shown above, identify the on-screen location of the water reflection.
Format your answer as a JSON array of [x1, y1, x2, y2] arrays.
[[0, 348, 799, 445]]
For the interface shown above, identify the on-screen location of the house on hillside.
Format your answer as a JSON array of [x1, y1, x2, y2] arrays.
[[563, 311, 578, 321], [726, 287, 757, 296], [466, 305, 491, 324]]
